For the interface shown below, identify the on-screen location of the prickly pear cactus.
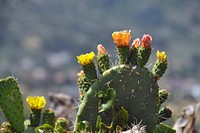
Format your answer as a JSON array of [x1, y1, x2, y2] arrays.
[[0, 76, 25, 132], [75, 30, 174, 132], [0, 87, 70, 133]]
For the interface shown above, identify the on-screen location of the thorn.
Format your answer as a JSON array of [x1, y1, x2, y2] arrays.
[[129, 72, 132, 76], [132, 89, 135, 94], [136, 71, 140, 75], [147, 63, 153, 68], [105, 80, 113, 87], [73, 98, 80, 107]]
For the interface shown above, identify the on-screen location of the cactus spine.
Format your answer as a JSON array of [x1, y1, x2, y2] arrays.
[[75, 30, 174, 132]]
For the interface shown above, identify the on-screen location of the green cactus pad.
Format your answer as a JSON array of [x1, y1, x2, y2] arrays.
[[75, 65, 160, 132], [0, 76, 25, 132]]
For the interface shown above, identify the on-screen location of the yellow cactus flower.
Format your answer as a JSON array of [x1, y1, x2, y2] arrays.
[[26, 96, 46, 110], [156, 50, 167, 62], [112, 30, 131, 47], [77, 51, 95, 66]]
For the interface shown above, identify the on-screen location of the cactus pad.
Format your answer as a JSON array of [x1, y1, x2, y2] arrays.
[[75, 65, 160, 132], [0, 76, 25, 132]]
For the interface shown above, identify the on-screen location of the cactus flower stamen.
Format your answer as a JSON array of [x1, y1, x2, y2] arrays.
[[77, 51, 95, 66], [141, 34, 152, 48], [26, 96, 46, 110], [112, 30, 131, 47], [156, 51, 167, 62]]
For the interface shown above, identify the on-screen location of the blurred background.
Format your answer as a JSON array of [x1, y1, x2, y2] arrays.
[[0, 0, 200, 130]]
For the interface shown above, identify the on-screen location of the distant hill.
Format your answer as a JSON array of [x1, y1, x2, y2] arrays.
[[0, 0, 200, 91]]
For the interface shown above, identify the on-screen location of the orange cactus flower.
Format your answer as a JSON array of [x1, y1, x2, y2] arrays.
[[112, 30, 131, 47], [156, 50, 167, 62]]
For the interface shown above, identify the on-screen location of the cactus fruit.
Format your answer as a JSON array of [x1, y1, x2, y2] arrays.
[[97, 44, 110, 74], [159, 89, 169, 104], [42, 108, 56, 126], [75, 30, 173, 132], [152, 51, 168, 80], [0, 76, 25, 132], [54, 117, 69, 132], [133, 34, 152, 67], [77, 71, 91, 101]]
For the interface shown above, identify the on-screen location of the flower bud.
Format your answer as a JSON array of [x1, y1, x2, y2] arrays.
[[141, 34, 152, 48], [131, 38, 141, 48], [156, 50, 167, 62], [97, 44, 107, 55]]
